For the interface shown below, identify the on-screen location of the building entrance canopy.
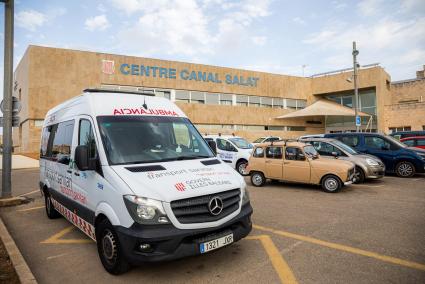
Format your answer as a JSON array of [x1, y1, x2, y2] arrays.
[[276, 99, 370, 119]]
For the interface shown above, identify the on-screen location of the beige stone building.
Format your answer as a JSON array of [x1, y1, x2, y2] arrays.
[[11, 45, 425, 153]]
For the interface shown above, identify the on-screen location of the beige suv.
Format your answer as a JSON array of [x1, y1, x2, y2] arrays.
[[246, 141, 355, 193]]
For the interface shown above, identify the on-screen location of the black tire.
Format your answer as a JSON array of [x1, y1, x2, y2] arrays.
[[354, 166, 365, 184], [236, 159, 248, 176], [45, 194, 60, 219], [321, 175, 342, 193], [96, 219, 130, 275], [395, 161, 415, 178], [250, 172, 266, 187]]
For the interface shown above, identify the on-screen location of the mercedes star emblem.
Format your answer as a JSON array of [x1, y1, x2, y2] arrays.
[[208, 197, 224, 216]]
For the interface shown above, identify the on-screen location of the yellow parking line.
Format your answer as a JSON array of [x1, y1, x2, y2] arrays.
[[41, 226, 93, 244], [18, 206, 44, 212], [254, 224, 425, 271], [19, 190, 40, 197], [247, 235, 298, 284]]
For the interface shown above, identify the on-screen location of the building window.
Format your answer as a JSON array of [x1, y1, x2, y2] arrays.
[[175, 90, 190, 103], [273, 98, 284, 109], [267, 126, 285, 131], [249, 96, 261, 107], [190, 91, 205, 104], [389, 126, 411, 133], [155, 90, 171, 99], [297, 100, 307, 109], [220, 94, 233, 105], [261, 97, 273, 108], [286, 126, 306, 131], [205, 93, 219, 105], [236, 95, 248, 106], [34, 120, 44, 127], [286, 99, 297, 109], [244, 125, 265, 131]]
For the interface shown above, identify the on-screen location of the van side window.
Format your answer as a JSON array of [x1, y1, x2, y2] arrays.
[[338, 136, 359, 147], [402, 139, 414, 147], [266, 146, 282, 159], [40, 126, 51, 158], [79, 119, 97, 159], [51, 120, 75, 165], [417, 139, 425, 146], [312, 141, 343, 156], [285, 147, 304, 161], [217, 138, 236, 152], [365, 136, 391, 150], [253, 147, 264, 158]]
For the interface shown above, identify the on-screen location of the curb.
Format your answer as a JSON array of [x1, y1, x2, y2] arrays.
[[0, 216, 37, 284]]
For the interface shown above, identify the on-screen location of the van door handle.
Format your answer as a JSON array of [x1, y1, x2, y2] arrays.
[[283, 162, 290, 164], [66, 169, 72, 174], [74, 172, 80, 176], [265, 160, 271, 163]]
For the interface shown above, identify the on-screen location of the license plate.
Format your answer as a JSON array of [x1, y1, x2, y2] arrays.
[[200, 233, 233, 253]]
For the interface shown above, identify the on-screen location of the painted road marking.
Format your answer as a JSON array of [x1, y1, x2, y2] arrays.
[[41, 226, 93, 244], [247, 235, 298, 284], [19, 190, 40, 197], [18, 206, 44, 212], [254, 224, 425, 271]]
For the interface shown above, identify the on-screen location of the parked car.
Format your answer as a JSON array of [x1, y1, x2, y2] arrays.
[[252, 136, 281, 145], [400, 136, 425, 149], [204, 134, 253, 175], [390, 131, 425, 140], [324, 132, 425, 177], [39, 89, 253, 274], [246, 141, 356, 193], [300, 137, 385, 183]]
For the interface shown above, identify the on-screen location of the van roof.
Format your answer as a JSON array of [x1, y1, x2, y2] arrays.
[[44, 91, 187, 125]]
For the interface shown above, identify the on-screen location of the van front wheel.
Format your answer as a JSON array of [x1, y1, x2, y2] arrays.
[[251, 172, 266, 187], [45, 194, 60, 219], [321, 175, 342, 193], [96, 219, 130, 275]]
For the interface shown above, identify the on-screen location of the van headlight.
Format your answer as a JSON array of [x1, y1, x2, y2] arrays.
[[242, 186, 250, 205], [366, 158, 379, 166], [123, 195, 169, 224]]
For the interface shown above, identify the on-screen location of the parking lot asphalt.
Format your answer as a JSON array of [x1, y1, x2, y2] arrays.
[[1, 169, 424, 283]]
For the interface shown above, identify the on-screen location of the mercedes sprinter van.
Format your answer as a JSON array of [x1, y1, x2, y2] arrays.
[[39, 89, 253, 274]]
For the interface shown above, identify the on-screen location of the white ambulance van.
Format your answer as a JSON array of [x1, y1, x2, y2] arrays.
[[39, 89, 253, 274], [204, 134, 253, 175]]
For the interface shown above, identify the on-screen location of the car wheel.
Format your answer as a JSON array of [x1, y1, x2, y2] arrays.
[[250, 172, 266, 187], [321, 175, 342, 193], [45, 194, 60, 219], [395, 161, 415, 178], [236, 160, 248, 176], [96, 219, 130, 275], [354, 167, 365, 184]]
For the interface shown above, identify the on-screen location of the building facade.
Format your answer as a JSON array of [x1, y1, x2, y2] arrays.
[[11, 45, 424, 153]]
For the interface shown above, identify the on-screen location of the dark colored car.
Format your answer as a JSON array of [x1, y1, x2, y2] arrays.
[[324, 133, 425, 177], [390, 131, 425, 140], [400, 136, 425, 150]]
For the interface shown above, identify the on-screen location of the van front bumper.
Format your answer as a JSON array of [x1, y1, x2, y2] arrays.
[[114, 203, 253, 264]]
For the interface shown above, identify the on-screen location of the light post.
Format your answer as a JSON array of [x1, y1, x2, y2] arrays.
[[352, 41, 360, 132], [1, 0, 14, 198]]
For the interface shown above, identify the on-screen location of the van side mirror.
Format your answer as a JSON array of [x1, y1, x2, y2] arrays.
[[207, 140, 217, 155], [331, 151, 339, 157], [297, 153, 306, 161], [75, 145, 96, 171], [381, 145, 390, 151]]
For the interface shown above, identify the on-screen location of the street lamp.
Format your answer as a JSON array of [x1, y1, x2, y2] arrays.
[[352, 41, 360, 132]]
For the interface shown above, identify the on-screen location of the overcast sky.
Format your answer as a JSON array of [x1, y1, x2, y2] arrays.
[[0, 0, 424, 96]]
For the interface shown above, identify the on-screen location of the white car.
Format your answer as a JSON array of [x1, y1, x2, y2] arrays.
[[203, 135, 253, 175], [252, 136, 281, 145], [39, 89, 253, 274]]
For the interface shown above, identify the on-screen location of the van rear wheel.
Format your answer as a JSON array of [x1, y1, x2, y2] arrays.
[[45, 194, 60, 219], [321, 175, 342, 193], [96, 219, 130, 275], [251, 172, 266, 187]]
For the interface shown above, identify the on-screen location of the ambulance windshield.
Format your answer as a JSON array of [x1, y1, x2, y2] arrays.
[[97, 116, 215, 165]]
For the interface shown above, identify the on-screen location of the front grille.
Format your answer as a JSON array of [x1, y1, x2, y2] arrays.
[[170, 189, 240, 224]]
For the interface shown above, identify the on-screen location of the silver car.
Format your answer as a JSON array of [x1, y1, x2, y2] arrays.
[[301, 138, 385, 183]]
